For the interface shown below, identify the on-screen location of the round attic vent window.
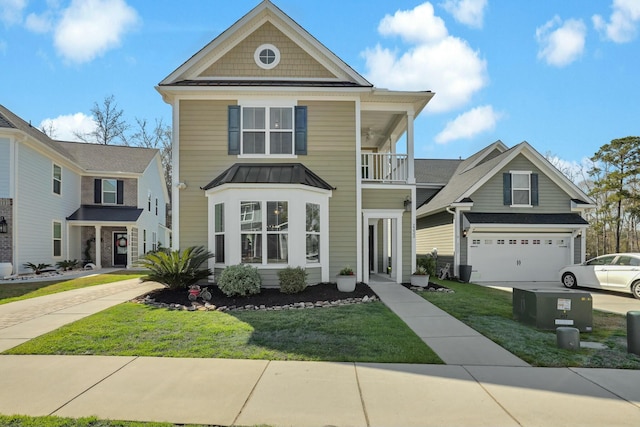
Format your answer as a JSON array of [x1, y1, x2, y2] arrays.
[[255, 44, 280, 69]]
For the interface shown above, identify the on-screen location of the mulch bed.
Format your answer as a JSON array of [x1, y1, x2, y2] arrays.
[[144, 282, 377, 309]]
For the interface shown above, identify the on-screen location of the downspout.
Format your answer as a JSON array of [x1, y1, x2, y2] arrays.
[[446, 206, 459, 277]]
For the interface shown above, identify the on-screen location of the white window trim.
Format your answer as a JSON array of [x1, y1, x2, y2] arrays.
[[53, 220, 62, 258], [254, 43, 280, 70], [239, 200, 290, 266], [52, 164, 62, 196], [238, 103, 298, 158], [510, 170, 532, 207], [207, 187, 330, 282], [102, 179, 118, 205]]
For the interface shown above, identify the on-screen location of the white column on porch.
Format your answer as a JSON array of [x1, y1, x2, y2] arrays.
[[94, 225, 102, 269], [126, 225, 133, 268], [407, 112, 415, 185]]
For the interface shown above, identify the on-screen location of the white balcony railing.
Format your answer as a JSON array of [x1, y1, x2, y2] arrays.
[[361, 153, 408, 183]]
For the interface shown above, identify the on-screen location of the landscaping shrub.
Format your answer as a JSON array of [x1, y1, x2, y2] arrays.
[[138, 246, 213, 290], [416, 254, 437, 276], [217, 264, 261, 297], [278, 266, 308, 294]]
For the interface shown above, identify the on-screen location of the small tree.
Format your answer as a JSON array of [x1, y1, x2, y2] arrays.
[[138, 246, 213, 290], [74, 95, 129, 145]]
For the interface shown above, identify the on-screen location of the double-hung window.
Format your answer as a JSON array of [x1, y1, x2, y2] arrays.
[[53, 221, 62, 257], [306, 203, 320, 263], [242, 107, 293, 155], [53, 164, 61, 195], [511, 172, 531, 205], [503, 172, 538, 206], [102, 179, 118, 204], [241, 201, 288, 264], [215, 203, 225, 263]]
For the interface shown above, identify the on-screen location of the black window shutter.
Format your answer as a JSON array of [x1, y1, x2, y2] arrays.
[[295, 106, 307, 155], [531, 173, 539, 206], [503, 173, 512, 205], [117, 180, 124, 205], [94, 179, 102, 204], [228, 105, 240, 155]]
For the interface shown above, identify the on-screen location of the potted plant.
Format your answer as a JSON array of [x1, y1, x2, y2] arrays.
[[336, 265, 356, 292], [412, 255, 437, 287], [410, 266, 430, 287]]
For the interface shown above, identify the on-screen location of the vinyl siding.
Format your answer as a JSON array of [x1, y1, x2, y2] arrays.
[[178, 99, 357, 278], [416, 211, 454, 256], [0, 138, 9, 197], [200, 22, 334, 79], [14, 142, 81, 273], [138, 157, 169, 254], [470, 155, 573, 213]]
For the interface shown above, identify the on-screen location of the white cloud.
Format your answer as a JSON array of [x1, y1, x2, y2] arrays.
[[536, 16, 586, 67], [53, 0, 139, 64], [25, 12, 53, 33], [363, 2, 488, 113], [593, 0, 640, 43], [434, 105, 501, 144], [0, 0, 26, 25], [440, 0, 487, 29], [40, 113, 96, 141], [378, 2, 448, 44]]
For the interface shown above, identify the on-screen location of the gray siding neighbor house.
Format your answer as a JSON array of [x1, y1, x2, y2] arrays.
[[0, 104, 170, 276], [416, 140, 595, 283]]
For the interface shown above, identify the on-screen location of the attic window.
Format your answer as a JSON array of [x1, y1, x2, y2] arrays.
[[255, 44, 280, 69]]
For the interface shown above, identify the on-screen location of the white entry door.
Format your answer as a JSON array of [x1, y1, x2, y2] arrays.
[[468, 234, 572, 282]]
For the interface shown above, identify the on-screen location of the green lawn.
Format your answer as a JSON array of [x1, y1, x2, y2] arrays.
[[0, 415, 182, 427], [0, 271, 148, 305], [5, 301, 442, 364], [420, 279, 640, 368]]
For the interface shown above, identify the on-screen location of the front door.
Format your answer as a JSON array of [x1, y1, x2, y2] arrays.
[[113, 232, 128, 267]]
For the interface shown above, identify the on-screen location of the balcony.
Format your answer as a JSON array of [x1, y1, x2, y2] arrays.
[[361, 153, 408, 183]]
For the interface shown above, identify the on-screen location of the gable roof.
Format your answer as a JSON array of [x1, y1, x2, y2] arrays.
[[159, 0, 371, 87], [416, 141, 595, 217], [202, 163, 334, 191], [57, 141, 158, 174], [0, 104, 160, 176], [0, 104, 73, 160], [415, 159, 463, 184]]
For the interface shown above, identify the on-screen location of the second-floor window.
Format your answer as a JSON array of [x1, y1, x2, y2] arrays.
[[94, 178, 124, 205], [242, 107, 293, 155], [503, 172, 538, 207], [511, 172, 531, 205], [103, 179, 118, 204], [228, 105, 307, 156], [53, 164, 62, 195]]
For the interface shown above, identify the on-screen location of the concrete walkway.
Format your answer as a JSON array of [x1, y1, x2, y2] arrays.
[[368, 280, 529, 366], [0, 278, 639, 426]]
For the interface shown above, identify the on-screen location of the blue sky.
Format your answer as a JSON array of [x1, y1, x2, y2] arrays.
[[1, 0, 639, 173]]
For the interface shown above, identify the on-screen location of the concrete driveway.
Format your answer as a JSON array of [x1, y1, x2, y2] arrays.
[[478, 281, 640, 315]]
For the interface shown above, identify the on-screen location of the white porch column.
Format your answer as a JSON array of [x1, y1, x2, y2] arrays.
[[407, 112, 415, 185], [94, 225, 102, 269], [126, 225, 133, 268]]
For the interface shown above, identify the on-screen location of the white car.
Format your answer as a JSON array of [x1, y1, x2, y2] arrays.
[[560, 253, 640, 299]]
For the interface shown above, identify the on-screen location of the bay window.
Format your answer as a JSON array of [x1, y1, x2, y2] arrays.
[[306, 203, 320, 262], [215, 203, 225, 263], [241, 201, 288, 264]]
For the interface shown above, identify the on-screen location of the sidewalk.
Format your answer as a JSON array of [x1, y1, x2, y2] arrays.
[[0, 278, 639, 426]]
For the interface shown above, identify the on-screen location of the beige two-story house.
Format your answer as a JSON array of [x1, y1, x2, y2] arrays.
[[157, 1, 433, 286]]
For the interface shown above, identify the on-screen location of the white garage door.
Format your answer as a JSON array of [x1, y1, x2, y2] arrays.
[[468, 234, 572, 282]]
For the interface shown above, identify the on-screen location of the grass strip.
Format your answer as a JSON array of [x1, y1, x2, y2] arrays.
[[420, 279, 640, 368], [4, 302, 442, 364]]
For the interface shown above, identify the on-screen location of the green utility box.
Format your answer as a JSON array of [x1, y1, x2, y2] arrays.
[[513, 288, 593, 332]]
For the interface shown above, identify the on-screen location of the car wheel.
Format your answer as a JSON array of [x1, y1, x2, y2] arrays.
[[562, 272, 577, 288], [632, 282, 640, 300]]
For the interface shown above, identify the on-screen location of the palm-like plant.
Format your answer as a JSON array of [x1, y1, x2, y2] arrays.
[[138, 246, 213, 290], [23, 262, 52, 275]]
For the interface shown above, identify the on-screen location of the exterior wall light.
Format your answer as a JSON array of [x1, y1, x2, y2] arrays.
[[403, 196, 412, 212], [0, 216, 7, 234]]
